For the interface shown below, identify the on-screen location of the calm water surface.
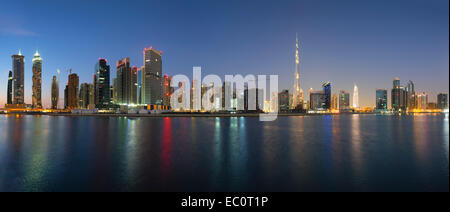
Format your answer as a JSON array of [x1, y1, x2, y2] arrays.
[[0, 114, 448, 192]]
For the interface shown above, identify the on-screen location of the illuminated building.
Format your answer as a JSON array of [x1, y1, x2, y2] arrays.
[[331, 93, 338, 110], [353, 84, 359, 109], [292, 34, 303, 109], [7, 70, 13, 105], [339, 90, 350, 111], [278, 89, 290, 112], [67, 73, 79, 109], [95, 58, 111, 108], [391, 77, 407, 111], [142, 47, 162, 105], [32, 50, 42, 108], [322, 82, 331, 110], [376, 89, 388, 110], [415, 92, 428, 110], [437, 93, 448, 109], [162, 75, 173, 107], [406, 80, 415, 110], [116, 58, 137, 105], [51, 76, 59, 109], [12, 51, 25, 104]]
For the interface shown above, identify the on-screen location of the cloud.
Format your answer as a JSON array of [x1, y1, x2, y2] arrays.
[[0, 27, 38, 36]]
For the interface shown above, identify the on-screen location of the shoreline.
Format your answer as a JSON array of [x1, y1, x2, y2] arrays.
[[0, 111, 445, 118]]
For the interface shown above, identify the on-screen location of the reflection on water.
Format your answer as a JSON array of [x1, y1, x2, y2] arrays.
[[0, 114, 448, 192]]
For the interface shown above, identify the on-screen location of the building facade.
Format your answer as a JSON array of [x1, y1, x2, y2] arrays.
[[142, 47, 162, 105], [278, 89, 290, 112], [322, 82, 331, 110], [12, 52, 25, 104], [95, 59, 111, 108], [32, 51, 43, 108], [339, 90, 350, 110], [67, 73, 79, 109], [51, 76, 59, 109], [376, 89, 388, 110], [391, 77, 407, 111], [415, 92, 428, 110], [437, 93, 448, 109], [7, 70, 13, 105]]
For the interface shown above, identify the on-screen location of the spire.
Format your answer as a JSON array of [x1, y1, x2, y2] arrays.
[[34, 49, 40, 57], [18, 49, 22, 56]]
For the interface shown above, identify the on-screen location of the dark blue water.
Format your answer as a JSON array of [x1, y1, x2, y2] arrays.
[[0, 114, 448, 192]]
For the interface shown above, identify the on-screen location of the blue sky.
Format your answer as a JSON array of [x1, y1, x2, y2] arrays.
[[0, 0, 448, 108]]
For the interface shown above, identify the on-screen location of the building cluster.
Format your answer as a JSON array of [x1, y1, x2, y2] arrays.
[[5, 47, 171, 112]]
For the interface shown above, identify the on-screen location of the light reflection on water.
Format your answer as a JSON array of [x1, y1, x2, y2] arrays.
[[0, 114, 448, 192]]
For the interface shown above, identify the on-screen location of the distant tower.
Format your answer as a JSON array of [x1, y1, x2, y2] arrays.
[[7, 70, 13, 104], [292, 34, 302, 109], [51, 75, 59, 109], [353, 84, 359, 109], [67, 73, 79, 109], [32, 50, 43, 108], [12, 51, 25, 104]]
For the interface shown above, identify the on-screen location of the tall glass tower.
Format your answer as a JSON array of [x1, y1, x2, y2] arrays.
[[292, 34, 302, 110], [353, 84, 359, 109], [95, 58, 111, 108], [7, 70, 13, 105], [12, 51, 25, 104], [142, 47, 162, 105], [51, 75, 59, 109], [32, 50, 43, 108]]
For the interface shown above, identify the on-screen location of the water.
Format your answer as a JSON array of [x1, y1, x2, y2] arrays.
[[0, 114, 448, 192]]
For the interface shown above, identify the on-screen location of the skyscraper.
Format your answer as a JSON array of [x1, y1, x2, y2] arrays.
[[12, 51, 25, 104], [32, 50, 43, 108], [406, 80, 415, 110], [292, 34, 302, 110], [64, 85, 68, 109], [437, 93, 448, 109], [415, 92, 428, 110], [67, 73, 79, 109], [79, 83, 93, 109], [116, 58, 138, 105], [278, 90, 290, 112], [322, 82, 331, 110], [339, 90, 350, 110], [353, 84, 359, 109], [376, 89, 388, 110], [142, 47, 162, 105], [95, 58, 111, 108], [310, 90, 326, 110], [331, 93, 338, 110], [162, 75, 172, 107], [391, 77, 407, 111], [7, 70, 13, 105], [51, 75, 59, 109]]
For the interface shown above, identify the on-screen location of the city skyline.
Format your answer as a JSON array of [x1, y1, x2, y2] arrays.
[[0, 0, 449, 108]]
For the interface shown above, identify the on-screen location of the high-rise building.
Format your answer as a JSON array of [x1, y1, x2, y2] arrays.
[[310, 91, 325, 110], [64, 85, 68, 109], [95, 58, 110, 108], [12, 51, 25, 104], [32, 50, 43, 108], [79, 83, 92, 109], [339, 90, 350, 110], [7, 70, 13, 105], [437, 93, 448, 109], [51, 76, 59, 109], [391, 77, 407, 111], [67, 73, 79, 109], [162, 75, 173, 107], [331, 93, 338, 110], [406, 80, 415, 110], [292, 35, 302, 110], [116, 58, 130, 105], [278, 89, 290, 112], [322, 82, 331, 110], [376, 89, 388, 110], [415, 92, 428, 110], [353, 84, 359, 109], [137, 66, 143, 104], [142, 47, 162, 105]]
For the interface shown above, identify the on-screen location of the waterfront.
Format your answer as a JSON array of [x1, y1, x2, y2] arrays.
[[0, 114, 448, 192]]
